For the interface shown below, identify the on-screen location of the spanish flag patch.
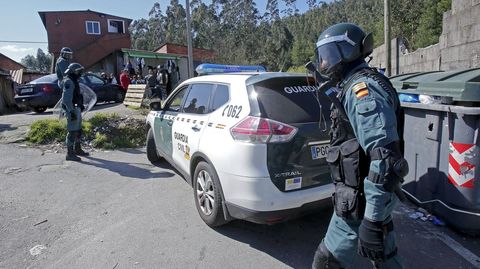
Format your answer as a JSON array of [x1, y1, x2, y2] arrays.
[[352, 82, 369, 99]]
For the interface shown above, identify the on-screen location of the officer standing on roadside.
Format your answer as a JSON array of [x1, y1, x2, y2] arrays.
[[56, 47, 73, 88], [311, 23, 408, 269], [62, 63, 89, 161]]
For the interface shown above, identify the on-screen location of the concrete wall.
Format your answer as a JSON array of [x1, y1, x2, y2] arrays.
[[439, 0, 480, 70], [371, 0, 480, 74]]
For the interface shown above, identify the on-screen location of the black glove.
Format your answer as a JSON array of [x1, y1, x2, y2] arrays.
[[79, 104, 85, 112], [70, 111, 77, 121], [358, 219, 387, 262]]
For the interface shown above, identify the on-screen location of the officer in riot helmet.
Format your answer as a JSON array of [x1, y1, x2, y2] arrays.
[[311, 23, 408, 269], [56, 47, 73, 88], [62, 63, 89, 161]]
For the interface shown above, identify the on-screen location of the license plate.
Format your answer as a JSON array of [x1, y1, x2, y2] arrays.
[[311, 143, 330, 160], [21, 88, 33, 94]]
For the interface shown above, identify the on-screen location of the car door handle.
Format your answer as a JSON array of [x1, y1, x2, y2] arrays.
[[191, 125, 201, 132]]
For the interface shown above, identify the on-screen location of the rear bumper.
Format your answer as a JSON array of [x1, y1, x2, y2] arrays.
[[226, 198, 332, 224], [217, 170, 333, 213], [14, 94, 59, 108]]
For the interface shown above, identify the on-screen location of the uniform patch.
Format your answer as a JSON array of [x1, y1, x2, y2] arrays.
[[352, 82, 369, 99]]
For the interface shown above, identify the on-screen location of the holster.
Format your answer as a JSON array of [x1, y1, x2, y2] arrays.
[[326, 138, 368, 221]]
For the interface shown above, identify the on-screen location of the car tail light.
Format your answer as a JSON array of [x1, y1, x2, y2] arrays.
[[42, 85, 55, 93], [230, 116, 297, 143]]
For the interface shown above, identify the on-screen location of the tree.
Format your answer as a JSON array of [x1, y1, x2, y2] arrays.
[[20, 48, 52, 72], [130, 0, 452, 69], [415, 0, 451, 48]]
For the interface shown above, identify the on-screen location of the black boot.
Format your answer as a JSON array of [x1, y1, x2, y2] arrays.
[[74, 142, 89, 156], [66, 146, 81, 161]]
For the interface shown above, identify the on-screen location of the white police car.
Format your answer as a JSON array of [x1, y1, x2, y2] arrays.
[[146, 66, 334, 227]]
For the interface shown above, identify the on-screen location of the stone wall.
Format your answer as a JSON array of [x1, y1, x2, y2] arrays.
[[371, 0, 480, 75]]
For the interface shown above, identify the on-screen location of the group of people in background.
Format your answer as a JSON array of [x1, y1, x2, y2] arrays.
[[100, 72, 117, 84], [147, 61, 179, 101], [109, 60, 179, 98]]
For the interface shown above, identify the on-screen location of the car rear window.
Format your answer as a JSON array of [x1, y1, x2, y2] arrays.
[[211, 84, 229, 111], [252, 77, 328, 124]]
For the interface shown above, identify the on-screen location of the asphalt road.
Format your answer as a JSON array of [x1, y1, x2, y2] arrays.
[[1, 104, 479, 269], [1, 143, 479, 269]]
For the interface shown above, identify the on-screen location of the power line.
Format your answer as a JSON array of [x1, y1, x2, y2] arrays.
[[0, 40, 48, 44]]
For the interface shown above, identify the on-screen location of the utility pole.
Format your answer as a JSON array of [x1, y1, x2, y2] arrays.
[[185, 0, 194, 78], [384, 0, 391, 76]]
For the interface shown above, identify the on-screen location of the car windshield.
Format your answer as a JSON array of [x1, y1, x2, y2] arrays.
[[30, 74, 58, 84]]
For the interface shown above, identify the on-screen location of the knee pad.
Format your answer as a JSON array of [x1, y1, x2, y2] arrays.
[[312, 241, 343, 269]]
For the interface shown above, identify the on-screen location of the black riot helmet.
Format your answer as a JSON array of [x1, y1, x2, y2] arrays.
[[315, 23, 373, 83], [60, 47, 73, 60], [64, 63, 84, 77]]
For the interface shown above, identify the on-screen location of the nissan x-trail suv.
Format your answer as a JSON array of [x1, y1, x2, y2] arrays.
[[146, 72, 334, 227]]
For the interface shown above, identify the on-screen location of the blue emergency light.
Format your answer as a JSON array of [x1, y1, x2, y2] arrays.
[[195, 63, 266, 75]]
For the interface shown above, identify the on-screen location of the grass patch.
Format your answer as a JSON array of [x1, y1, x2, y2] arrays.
[[26, 113, 146, 149], [27, 119, 68, 144]]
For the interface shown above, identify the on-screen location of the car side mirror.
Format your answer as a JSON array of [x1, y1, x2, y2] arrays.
[[149, 100, 162, 111]]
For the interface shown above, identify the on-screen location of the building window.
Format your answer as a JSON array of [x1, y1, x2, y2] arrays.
[[108, 19, 125, 34], [86, 21, 101, 35]]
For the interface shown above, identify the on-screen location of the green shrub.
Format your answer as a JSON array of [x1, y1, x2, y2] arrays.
[[88, 113, 119, 127], [27, 119, 68, 144]]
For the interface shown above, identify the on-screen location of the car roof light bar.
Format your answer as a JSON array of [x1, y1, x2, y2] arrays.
[[196, 63, 266, 76]]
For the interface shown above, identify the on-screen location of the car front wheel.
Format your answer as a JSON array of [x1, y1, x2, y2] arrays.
[[146, 128, 161, 164], [193, 161, 228, 227], [115, 91, 125, 103]]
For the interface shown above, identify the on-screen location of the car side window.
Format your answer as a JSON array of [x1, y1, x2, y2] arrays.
[[181, 83, 214, 114], [165, 87, 188, 112], [211, 84, 230, 111]]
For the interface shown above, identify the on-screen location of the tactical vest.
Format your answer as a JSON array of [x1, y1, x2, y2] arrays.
[[326, 68, 403, 221]]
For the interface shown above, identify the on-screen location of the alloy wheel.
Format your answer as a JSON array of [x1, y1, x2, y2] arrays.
[[196, 170, 215, 216]]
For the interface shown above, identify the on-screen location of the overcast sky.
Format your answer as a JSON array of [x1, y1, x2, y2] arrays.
[[0, 0, 311, 63]]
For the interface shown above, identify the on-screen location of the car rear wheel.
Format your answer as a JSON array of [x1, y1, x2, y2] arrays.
[[146, 128, 161, 164], [193, 161, 228, 227], [33, 106, 47, 113], [115, 91, 125, 103]]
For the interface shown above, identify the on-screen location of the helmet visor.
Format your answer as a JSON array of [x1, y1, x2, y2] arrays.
[[62, 51, 73, 60], [316, 43, 342, 76]]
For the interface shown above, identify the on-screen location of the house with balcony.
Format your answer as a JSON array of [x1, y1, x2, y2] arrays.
[[39, 9, 132, 77]]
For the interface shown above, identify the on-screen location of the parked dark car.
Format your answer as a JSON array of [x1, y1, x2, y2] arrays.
[[15, 73, 126, 113]]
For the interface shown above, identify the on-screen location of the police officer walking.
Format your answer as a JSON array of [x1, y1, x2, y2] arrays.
[[311, 23, 408, 269], [62, 63, 89, 161], [56, 47, 73, 88]]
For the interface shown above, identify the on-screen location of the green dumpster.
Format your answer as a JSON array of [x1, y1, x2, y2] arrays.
[[390, 68, 480, 233]]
